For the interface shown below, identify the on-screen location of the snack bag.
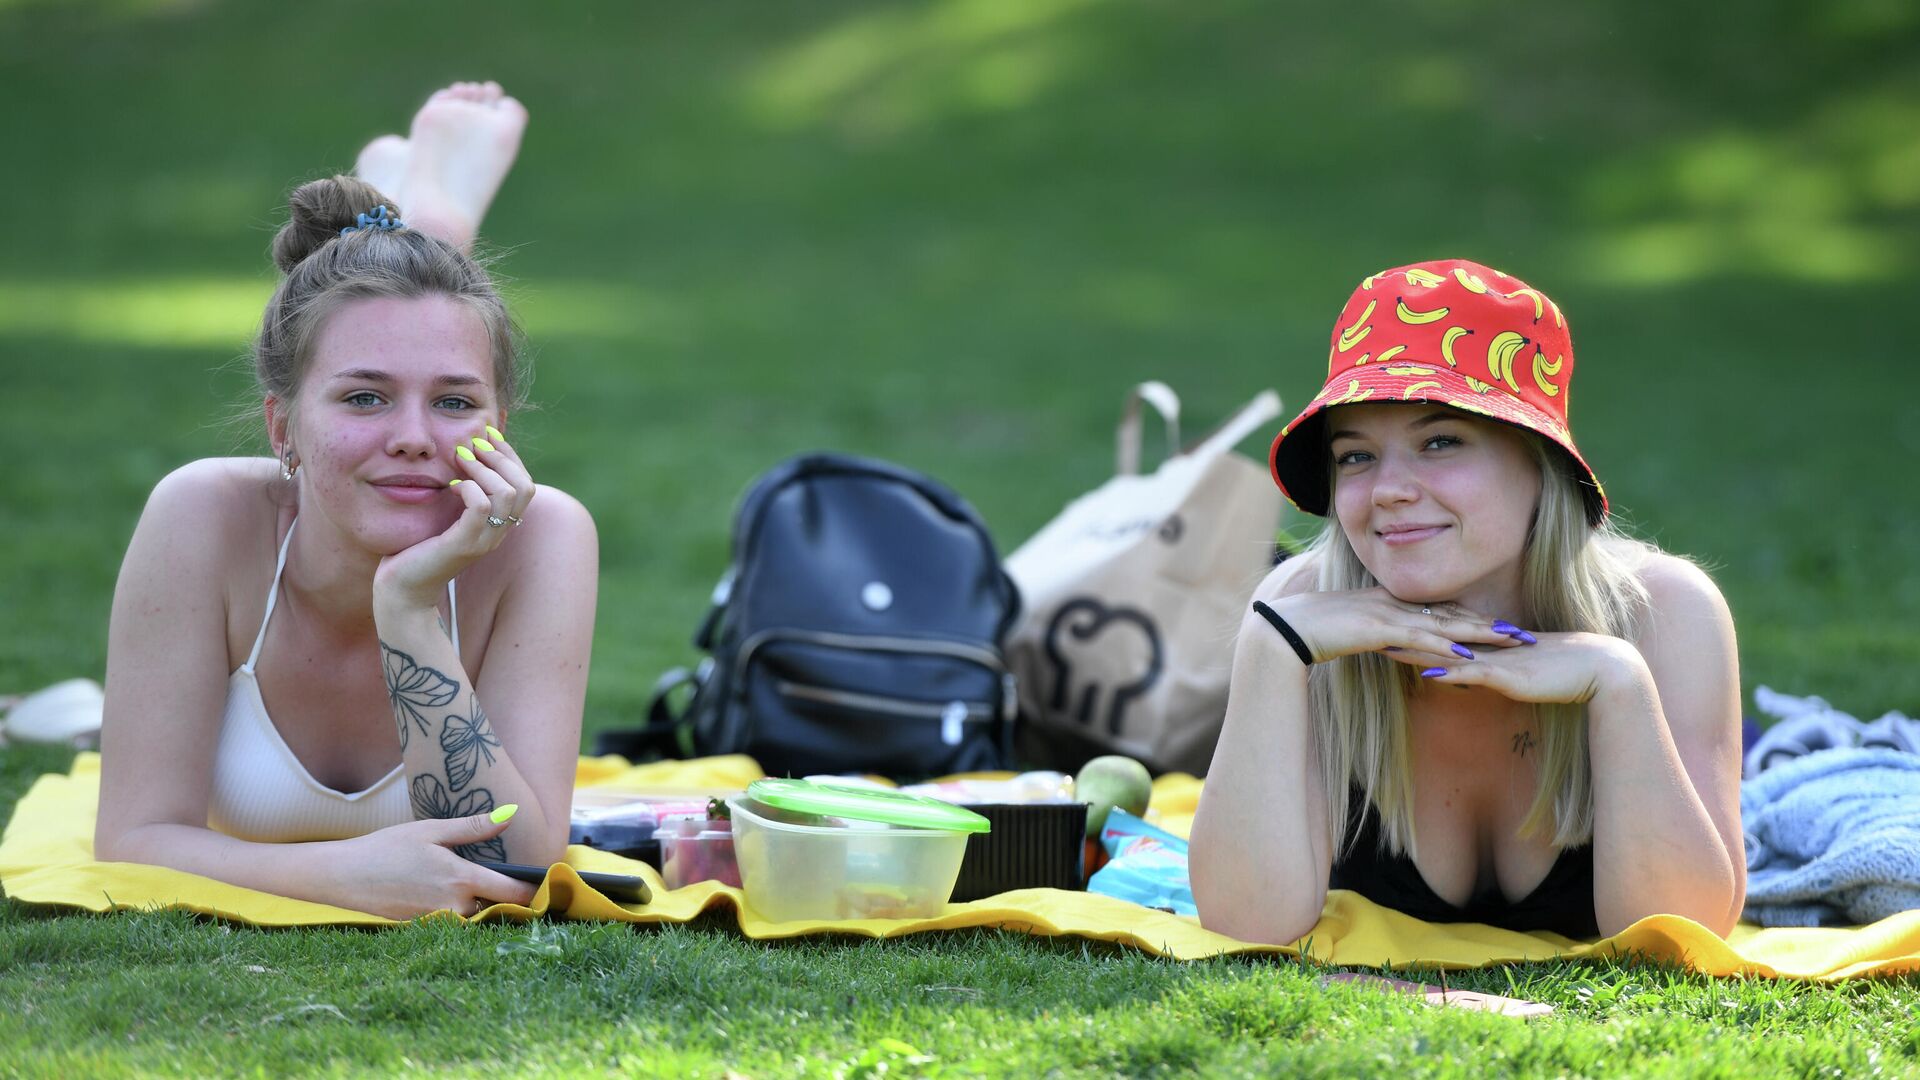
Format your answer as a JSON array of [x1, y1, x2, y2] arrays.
[[1085, 809, 1194, 915]]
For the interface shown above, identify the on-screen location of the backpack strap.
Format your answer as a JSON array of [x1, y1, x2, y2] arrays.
[[692, 569, 734, 652], [591, 666, 703, 762]]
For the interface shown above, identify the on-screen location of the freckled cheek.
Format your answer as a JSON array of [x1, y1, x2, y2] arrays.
[[437, 417, 488, 459], [299, 426, 385, 496]]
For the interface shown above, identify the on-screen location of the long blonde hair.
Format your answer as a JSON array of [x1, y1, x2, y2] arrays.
[[1306, 433, 1651, 858]]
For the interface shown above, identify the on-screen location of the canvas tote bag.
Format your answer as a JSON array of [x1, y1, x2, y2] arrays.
[[1005, 383, 1284, 776]]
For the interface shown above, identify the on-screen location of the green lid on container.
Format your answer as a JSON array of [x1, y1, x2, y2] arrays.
[[746, 779, 991, 834]]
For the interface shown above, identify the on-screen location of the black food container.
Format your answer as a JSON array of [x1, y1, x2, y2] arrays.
[[950, 802, 1087, 902]]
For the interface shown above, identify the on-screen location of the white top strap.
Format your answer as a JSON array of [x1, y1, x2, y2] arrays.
[[243, 517, 299, 673], [244, 515, 461, 671]]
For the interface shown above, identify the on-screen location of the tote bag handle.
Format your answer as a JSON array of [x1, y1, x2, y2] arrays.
[[1115, 381, 1182, 476], [1186, 388, 1282, 461]]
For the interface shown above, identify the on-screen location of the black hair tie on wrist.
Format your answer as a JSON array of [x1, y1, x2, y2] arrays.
[[1251, 600, 1315, 666]]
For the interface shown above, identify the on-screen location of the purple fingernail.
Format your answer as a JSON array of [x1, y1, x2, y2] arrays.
[[1421, 667, 1447, 678], [1494, 620, 1537, 644], [1451, 643, 1475, 660]]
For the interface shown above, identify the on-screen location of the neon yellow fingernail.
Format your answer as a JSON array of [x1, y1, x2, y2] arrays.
[[472, 437, 495, 452], [449, 479, 463, 487], [490, 803, 518, 824], [484, 425, 503, 442], [456, 445, 477, 462]]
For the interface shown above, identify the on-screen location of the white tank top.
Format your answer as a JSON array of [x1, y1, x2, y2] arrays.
[[205, 518, 455, 842]]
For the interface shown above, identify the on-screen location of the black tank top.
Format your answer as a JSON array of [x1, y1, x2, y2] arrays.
[[1328, 787, 1599, 938]]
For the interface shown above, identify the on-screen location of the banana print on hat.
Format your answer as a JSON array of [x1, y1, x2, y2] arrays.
[[1269, 257, 1607, 527]]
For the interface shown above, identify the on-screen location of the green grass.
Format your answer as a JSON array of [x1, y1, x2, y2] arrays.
[[5, 898, 1919, 1078], [4, 0, 1920, 1074]]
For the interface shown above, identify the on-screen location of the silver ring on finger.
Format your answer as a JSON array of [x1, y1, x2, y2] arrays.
[[1421, 606, 1433, 617], [485, 514, 507, 528], [506, 513, 523, 526]]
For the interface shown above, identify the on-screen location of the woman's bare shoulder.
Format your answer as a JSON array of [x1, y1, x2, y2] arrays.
[[1634, 549, 1726, 609], [134, 458, 284, 558], [499, 483, 596, 561], [464, 483, 597, 592], [1631, 548, 1734, 653], [113, 460, 284, 669], [526, 483, 594, 536], [1253, 549, 1322, 603]]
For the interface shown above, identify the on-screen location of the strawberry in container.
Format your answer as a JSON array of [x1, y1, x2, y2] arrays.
[[659, 798, 743, 889]]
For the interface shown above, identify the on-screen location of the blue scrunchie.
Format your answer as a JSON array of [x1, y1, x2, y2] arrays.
[[339, 204, 403, 237]]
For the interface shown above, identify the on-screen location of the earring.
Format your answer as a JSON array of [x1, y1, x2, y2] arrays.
[[281, 450, 298, 481]]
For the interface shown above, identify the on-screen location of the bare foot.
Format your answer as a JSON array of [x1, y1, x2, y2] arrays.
[[354, 133, 410, 201], [396, 80, 528, 252]]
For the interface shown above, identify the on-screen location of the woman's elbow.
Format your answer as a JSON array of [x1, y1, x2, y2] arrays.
[[509, 816, 571, 867], [1596, 876, 1743, 938], [521, 835, 569, 867], [1598, 902, 1738, 939], [1192, 854, 1324, 945], [1720, 870, 1748, 937], [93, 820, 146, 864], [1199, 901, 1322, 947]]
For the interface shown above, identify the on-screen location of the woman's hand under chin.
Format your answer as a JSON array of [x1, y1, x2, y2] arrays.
[[1266, 587, 1534, 666], [373, 425, 535, 620], [1399, 630, 1646, 705], [1260, 587, 1638, 704]]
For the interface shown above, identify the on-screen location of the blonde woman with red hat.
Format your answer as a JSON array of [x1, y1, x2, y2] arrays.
[[1190, 260, 1745, 942]]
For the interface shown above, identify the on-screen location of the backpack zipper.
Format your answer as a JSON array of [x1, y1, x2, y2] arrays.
[[732, 628, 1007, 691], [774, 680, 995, 722], [775, 681, 991, 746], [731, 629, 1013, 749]]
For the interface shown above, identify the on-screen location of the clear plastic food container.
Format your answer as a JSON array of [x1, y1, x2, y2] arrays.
[[727, 780, 988, 922], [658, 815, 741, 889]]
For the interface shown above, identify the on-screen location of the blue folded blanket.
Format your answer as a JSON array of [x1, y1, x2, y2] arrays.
[[1745, 686, 1918, 777], [1742, 747, 1920, 927]]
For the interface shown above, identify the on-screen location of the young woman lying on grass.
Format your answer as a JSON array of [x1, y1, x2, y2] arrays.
[[95, 83, 599, 920], [1191, 259, 1745, 943]]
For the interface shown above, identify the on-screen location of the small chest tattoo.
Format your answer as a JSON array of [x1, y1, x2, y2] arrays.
[[1511, 731, 1537, 757]]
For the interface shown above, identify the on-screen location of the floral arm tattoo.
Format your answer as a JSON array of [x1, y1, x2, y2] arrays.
[[381, 643, 457, 750], [381, 641, 508, 862]]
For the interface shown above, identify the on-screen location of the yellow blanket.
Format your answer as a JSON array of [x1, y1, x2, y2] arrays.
[[5, 754, 1918, 980]]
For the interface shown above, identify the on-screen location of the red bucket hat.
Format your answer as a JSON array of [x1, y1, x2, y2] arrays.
[[1268, 258, 1608, 526]]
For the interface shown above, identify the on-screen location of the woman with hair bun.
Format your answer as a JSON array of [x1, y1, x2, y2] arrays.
[[1190, 260, 1745, 943], [94, 83, 597, 920]]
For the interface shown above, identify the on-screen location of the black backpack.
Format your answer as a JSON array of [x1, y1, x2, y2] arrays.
[[601, 453, 1023, 778]]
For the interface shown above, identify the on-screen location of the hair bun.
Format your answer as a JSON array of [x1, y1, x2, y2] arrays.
[[270, 175, 400, 272]]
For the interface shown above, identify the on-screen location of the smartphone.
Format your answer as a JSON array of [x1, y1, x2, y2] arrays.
[[476, 860, 652, 905]]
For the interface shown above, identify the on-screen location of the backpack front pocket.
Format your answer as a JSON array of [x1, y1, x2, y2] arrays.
[[734, 630, 1012, 777]]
